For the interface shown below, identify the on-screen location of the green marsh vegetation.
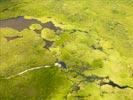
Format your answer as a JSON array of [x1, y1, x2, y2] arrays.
[[0, 0, 133, 100]]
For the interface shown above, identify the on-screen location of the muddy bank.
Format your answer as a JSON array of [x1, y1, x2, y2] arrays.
[[0, 16, 61, 31], [5, 35, 23, 41]]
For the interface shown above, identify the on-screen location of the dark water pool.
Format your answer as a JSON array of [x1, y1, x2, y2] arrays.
[[0, 16, 61, 31]]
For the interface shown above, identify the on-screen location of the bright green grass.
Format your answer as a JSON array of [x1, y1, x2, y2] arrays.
[[0, 67, 71, 100], [0, 0, 133, 100]]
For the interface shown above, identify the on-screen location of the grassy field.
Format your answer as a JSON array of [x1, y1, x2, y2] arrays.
[[0, 0, 133, 100]]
